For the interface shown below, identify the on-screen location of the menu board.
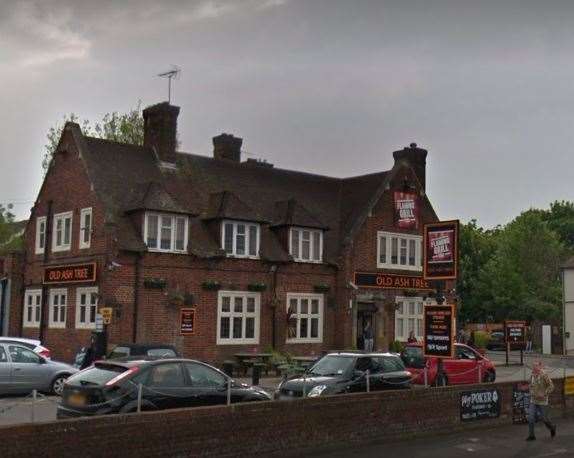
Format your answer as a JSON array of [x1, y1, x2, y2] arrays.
[[423, 304, 455, 358], [512, 382, 530, 424], [423, 220, 459, 281], [460, 389, 501, 422]]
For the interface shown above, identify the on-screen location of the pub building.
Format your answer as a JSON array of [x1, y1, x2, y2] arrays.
[[1, 102, 454, 363]]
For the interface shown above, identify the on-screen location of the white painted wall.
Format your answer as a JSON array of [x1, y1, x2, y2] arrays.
[[564, 269, 574, 355]]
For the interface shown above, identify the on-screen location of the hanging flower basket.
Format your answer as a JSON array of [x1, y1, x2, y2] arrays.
[[143, 278, 167, 290], [168, 291, 185, 307], [313, 283, 330, 293], [201, 281, 221, 291], [247, 282, 267, 292]]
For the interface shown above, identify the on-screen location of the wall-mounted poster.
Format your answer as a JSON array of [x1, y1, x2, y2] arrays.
[[394, 191, 418, 229], [423, 220, 459, 281], [460, 389, 501, 422], [180, 308, 196, 336]]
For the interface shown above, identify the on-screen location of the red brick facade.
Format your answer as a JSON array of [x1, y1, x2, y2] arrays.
[[3, 104, 453, 364]]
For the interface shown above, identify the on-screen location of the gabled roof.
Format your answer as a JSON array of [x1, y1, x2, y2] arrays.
[[271, 199, 328, 230], [66, 124, 431, 264]]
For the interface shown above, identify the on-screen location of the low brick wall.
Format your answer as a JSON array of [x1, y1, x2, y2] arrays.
[[2, 379, 572, 458]]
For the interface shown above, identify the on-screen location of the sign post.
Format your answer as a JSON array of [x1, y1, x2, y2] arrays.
[[505, 320, 526, 366], [423, 304, 455, 359]]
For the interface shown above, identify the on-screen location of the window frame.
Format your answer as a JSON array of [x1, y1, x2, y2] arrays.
[[52, 211, 73, 252], [286, 293, 324, 344], [220, 220, 260, 259], [48, 288, 68, 329], [377, 231, 422, 271], [75, 286, 98, 329], [35, 217, 46, 255], [23, 289, 42, 328], [394, 296, 435, 342], [289, 227, 323, 263], [79, 208, 92, 249], [143, 212, 189, 254], [216, 291, 260, 345]]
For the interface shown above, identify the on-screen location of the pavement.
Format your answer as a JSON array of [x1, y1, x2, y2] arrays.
[[305, 417, 574, 458]]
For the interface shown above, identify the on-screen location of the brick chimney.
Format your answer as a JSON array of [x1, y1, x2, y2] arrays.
[[213, 133, 242, 163], [393, 143, 428, 190], [143, 102, 180, 164]]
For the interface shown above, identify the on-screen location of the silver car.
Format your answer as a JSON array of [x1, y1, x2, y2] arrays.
[[0, 343, 77, 395]]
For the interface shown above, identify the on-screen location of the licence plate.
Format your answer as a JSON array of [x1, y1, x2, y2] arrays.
[[68, 393, 86, 406]]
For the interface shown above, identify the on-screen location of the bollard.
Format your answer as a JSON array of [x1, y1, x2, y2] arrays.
[[31, 390, 37, 423], [302, 373, 307, 398], [366, 370, 370, 392], [137, 383, 143, 413], [252, 364, 261, 386], [227, 379, 232, 406], [423, 367, 428, 388]]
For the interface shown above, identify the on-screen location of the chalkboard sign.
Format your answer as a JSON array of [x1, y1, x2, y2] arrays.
[[423, 304, 455, 358], [512, 382, 530, 424], [460, 389, 501, 422]]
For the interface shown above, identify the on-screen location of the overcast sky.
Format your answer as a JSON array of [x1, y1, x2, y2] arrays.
[[1, 0, 573, 227]]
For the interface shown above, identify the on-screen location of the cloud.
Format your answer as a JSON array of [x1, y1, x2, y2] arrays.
[[0, 1, 91, 69]]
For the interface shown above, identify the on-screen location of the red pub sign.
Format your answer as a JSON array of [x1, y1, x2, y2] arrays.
[[423, 220, 460, 281], [43, 263, 97, 285], [354, 272, 433, 291], [394, 191, 418, 229]]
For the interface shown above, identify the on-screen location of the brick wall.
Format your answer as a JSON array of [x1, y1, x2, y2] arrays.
[[1, 379, 571, 458]]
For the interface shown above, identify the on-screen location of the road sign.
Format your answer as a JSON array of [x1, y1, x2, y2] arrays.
[[95, 314, 104, 332], [100, 307, 113, 325]]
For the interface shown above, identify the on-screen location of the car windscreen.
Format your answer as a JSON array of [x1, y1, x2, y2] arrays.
[[108, 346, 131, 359], [67, 364, 127, 386], [400, 346, 425, 369], [308, 355, 355, 376], [146, 348, 177, 358], [378, 355, 406, 372]]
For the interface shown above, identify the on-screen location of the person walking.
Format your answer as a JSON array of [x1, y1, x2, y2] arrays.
[[526, 360, 556, 441], [525, 326, 533, 353], [363, 322, 374, 352]]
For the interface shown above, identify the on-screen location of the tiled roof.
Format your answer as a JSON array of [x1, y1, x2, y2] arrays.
[[75, 128, 397, 264]]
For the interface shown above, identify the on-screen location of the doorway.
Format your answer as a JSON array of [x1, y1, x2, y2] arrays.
[[356, 305, 376, 351]]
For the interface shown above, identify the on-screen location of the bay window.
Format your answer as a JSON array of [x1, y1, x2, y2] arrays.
[[377, 231, 422, 271], [221, 221, 260, 258], [144, 213, 188, 253], [289, 227, 323, 263]]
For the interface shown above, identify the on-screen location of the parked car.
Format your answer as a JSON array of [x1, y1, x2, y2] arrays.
[[0, 343, 77, 395], [486, 331, 506, 351], [276, 352, 412, 400], [400, 342, 496, 387], [73, 343, 181, 369], [0, 337, 51, 359], [57, 358, 271, 418]]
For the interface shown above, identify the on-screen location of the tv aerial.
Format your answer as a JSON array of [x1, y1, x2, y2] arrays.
[[158, 65, 181, 103]]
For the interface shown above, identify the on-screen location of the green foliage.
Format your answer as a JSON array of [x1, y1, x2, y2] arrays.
[[389, 340, 405, 353], [473, 331, 490, 348], [0, 204, 23, 254], [43, 102, 144, 172], [459, 204, 572, 324]]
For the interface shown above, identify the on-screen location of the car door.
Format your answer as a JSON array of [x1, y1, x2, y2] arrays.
[[347, 357, 373, 393], [184, 362, 229, 406], [143, 362, 196, 410], [443, 346, 478, 385], [8, 345, 50, 392], [0, 345, 12, 393]]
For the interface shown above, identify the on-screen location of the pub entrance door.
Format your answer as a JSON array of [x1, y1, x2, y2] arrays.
[[356, 304, 377, 351]]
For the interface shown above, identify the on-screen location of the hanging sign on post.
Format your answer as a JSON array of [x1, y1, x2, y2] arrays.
[[423, 220, 460, 281], [423, 304, 455, 358]]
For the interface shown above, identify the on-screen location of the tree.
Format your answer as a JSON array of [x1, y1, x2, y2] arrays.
[[543, 200, 574, 251], [0, 204, 23, 254], [43, 103, 144, 171]]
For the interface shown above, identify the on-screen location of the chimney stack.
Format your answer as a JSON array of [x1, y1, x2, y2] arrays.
[[143, 102, 180, 164], [393, 143, 428, 190], [213, 133, 242, 163]]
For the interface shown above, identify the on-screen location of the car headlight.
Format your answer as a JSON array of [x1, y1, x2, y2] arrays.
[[307, 385, 327, 398]]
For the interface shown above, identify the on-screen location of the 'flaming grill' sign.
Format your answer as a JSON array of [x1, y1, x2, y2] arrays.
[[423, 220, 459, 281], [394, 191, 418, 229]]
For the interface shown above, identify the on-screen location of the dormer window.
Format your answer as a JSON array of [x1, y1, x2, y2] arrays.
[[289, 227, 323, 263], [144, 212, 188, 253], [222, 220, 260, 258]]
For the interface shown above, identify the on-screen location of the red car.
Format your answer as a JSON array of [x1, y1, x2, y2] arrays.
[[400, 342, 496, 386]]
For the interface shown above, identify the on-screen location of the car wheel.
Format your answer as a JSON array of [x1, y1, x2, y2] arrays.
[[435, 373, 448, 387], [51, 375, 68, 396], [484, 370, 496, 383]]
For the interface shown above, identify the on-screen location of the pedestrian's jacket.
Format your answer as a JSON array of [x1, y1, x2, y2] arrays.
[[530, 372, 554, 405]]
